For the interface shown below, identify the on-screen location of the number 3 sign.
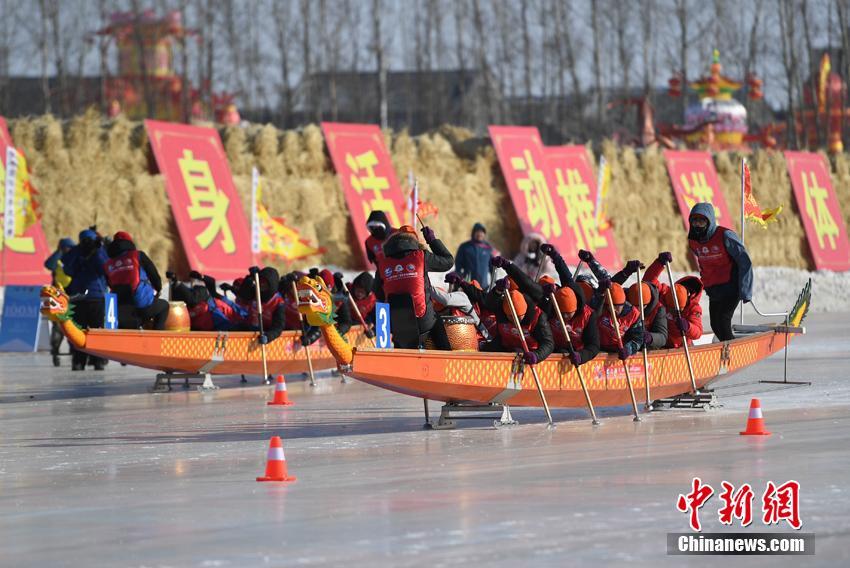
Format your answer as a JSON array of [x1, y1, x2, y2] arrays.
[[375, 302, 391, 349]]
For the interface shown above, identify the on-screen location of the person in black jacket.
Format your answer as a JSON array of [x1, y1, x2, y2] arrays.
[[373, 224, 454, 349]]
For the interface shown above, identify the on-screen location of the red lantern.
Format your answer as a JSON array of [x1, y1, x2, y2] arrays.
[[747, 74, 763, 100], [668, 74, 682, 98]]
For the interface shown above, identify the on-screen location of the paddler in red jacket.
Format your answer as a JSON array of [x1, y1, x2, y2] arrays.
[[374, 224, 454, 349], [688, 202, 752, 341], [480, 286, 554, 365], [644, 252, 704, 348], [494, 249, 599, 366], [577, 250, 645, 360]]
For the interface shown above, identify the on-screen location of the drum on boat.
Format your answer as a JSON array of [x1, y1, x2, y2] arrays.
[[425, 315, 478, 351], [164, 301, 191, 332]]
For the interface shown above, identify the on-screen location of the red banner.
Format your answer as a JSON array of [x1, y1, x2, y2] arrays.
[[545, 145, 621, 268], [321, 122, 406, 267], [663, 150, 733, 231], [1, 116, 50, 285], [145, 120, 252, 280], [490, 126, 593, 262], [784, 151, 850, 271]]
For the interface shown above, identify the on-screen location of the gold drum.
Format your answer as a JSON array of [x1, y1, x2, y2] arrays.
[[165, 301, 191, 332], [425, 315, 479, 351]]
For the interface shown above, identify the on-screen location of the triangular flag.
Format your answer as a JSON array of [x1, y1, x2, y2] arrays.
[[743, 160, 782, 228]]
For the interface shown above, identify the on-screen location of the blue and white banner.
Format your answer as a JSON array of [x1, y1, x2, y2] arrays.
[[0, 285, 42, 351]]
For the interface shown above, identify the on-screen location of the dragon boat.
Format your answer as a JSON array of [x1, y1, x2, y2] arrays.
[[296, 276, 812, 420], [40, 285, 368, 387]]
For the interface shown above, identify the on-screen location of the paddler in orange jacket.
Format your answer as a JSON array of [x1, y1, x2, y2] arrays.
[[644, 252, 704, 348]]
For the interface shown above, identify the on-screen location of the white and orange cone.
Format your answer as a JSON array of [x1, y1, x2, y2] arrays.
[[256, 436, 296, 482], [267, 374, 294, 406], [740, 398, 771, 436]]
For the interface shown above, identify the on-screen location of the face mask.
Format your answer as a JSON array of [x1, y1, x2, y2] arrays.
[[688, 224, 709, 241], [369, 226, 387, 239]]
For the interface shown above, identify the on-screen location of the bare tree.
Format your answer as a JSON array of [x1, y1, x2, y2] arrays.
[[471, 0, 494, 127], [800, 0, 821, 148], [37, 0, 52, 113], [372, 0, 388, 128], [591, 0, 603, 123], [742, 0, 764, 112], [273, 0, 294, 126], [777, 0, 800, 148], [639, 0, 656, 97]]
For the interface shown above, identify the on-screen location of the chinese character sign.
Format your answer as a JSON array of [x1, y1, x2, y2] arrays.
[[664, 150, 733, 232], [676, 478, 802, 532], [145, 120, 252, 280], [545, 146, 621, 268], [490, 126, 582, 260], [784, 152, 850, 271], [321, 122, 406, 267], [0, 116, 50, 286]]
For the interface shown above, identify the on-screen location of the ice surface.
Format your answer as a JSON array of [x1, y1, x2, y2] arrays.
[[0, 313, 848, 567]]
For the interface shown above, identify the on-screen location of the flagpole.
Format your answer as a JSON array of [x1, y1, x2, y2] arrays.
[[740, 158, 745, 325]]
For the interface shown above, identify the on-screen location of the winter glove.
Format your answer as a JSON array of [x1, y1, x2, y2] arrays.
[[490, 255, 508, 269], [189, 270, 203, 280], [569, 351, 582, 366], [541, 283, 558, 296], [658, 251, 673, 265], [493, 278, 508, 294], [300, 333, 311, 347], [445, 272, 463, 286], [623, 260, 641, 276], [676, 317, 690, 334], [248, 266, 260, 276], [165, 271, 177, 281], [578, 249, 594, 263], [597, 277, 612, 292], [258, 334, 269, 345], [523, 352, 538, 365], [421, 226, 436, 243], [618, 347, 630, 361], [220, 282, 233, 293], [540, 243, 558, 257], [334, 272, 345, 288], [365, 328, 376, 339], [643, 331, 653, 346]]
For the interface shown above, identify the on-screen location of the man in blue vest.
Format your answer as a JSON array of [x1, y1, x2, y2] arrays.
[[687, 203, 752, 341]]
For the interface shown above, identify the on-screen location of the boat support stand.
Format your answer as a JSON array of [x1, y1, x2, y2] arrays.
[[152, 372, 218, 393], [652, 389, 720, 411], [428, 402, 519, 430]]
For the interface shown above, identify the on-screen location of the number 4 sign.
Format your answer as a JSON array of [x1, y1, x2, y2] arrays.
[[375, 302, 391, 349], [104, 293, 118, 330]]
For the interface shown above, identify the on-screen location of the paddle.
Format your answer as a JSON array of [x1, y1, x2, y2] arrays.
[[604, 289, 641, 421], [292, 281, 317, 387], [634, 263, 652, 409], [664, 263, 698, 394], [549, 291, 599, 425], [503, 288, 555, 429], [343, 281, 376, 348], [253, 271, 272, 385]]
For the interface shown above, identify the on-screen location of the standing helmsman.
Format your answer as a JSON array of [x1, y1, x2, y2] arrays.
[[687, 203, 752, 341]]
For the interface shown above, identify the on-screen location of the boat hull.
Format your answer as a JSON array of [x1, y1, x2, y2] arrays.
[[350, 330, 793, 408], [76, 326, 368, 376]]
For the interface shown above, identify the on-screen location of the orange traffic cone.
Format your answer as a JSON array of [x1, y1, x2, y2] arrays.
[[256, 436, 296, 482], [267, 375, 294, 406], [740, 398, 771, 436]]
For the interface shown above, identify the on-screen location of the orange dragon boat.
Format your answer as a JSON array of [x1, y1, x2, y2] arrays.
[[40, 285, 367, 389], [341, 280, 811, 426]]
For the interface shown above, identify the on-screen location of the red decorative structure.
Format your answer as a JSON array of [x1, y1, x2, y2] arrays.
[[95, 10, 236, 124], [799, 54, 848, 154], [665, 50, 764, 151]]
